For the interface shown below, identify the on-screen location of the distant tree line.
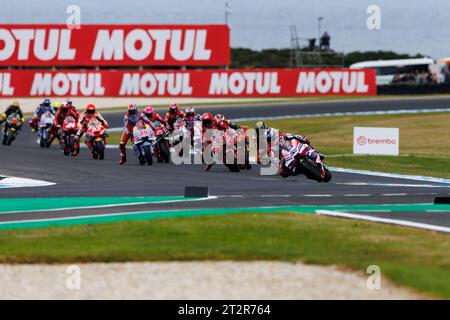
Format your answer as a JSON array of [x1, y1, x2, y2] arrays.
[[230, 48, 425, 68]]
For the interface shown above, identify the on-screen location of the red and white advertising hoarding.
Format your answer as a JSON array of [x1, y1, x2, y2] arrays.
[[0, 24, 230, 66], [0, 69, 376, 97]]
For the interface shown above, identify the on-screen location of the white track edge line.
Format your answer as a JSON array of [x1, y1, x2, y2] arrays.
[[316, 210, 450, 233]]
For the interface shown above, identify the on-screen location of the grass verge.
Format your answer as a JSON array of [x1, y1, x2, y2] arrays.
[[0, 212, 448, 298]]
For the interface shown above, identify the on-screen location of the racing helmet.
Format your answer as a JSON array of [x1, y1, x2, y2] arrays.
[[169, 103, 179, 114], [9, 100, 20, 112], [42, 99, 51, 107], [86, 103, 96, 114], [11, 100, 20, 108], [201, 112, 213, 127], [213, 114, 226, 128], [144, 106, 154, 118], [185, 106, 195, 118], [128, 104, 138, 114], [255, 121, 268, 131], [60, 102, 70, 112]]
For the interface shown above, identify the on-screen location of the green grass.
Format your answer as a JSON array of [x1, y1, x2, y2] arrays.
[[0, 212, 449, 298], [240, 112, 450, 178]]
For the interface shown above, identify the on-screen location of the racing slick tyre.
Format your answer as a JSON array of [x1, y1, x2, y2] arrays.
[[299, 158, 326, 182], [95, 141, 105, 160], [226, 164, 240, 172], [6, 132, 15, 145], [2, 132, 9, 145], [157, 141, 170, 163], [143, 145, 153, 166], [39, 137, 46, 148], [138, 155, 146, 165], [323, 167, 332, 183], [67, 136, 74, 154]]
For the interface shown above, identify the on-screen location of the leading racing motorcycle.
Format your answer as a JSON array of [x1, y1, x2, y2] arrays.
[[37, 111, 55, 148], [279, 139, 332, 183], [85, 119, 107, 160], [1, 113, 22, 146]]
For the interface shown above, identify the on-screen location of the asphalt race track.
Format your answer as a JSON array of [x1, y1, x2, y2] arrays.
[[0, 97, 449, 229]]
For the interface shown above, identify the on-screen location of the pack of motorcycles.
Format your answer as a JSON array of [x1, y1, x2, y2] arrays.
[[0, 110, 331, 183]]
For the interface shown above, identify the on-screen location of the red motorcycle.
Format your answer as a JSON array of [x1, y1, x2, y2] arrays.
[[203, 128, 250, 172], [85, 119, 107, 160], [153, 121, 170, 163], [61, 115, 79, 156]]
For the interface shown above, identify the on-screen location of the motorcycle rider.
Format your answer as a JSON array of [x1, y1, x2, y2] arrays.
[[54, 102, 80, 155], [278, 132, 317, 178], [143, 106, 168, 127], [74, 104, 108, 153], [185, 107, 201, 126], [118, 104, 154, 165], [165, 103, 186, 130], [66, 99, 77, 112], [29, 99, 55, 132], [0, 100, 25, 135], [184, 106, 201, 141], [214, 114, 242, 131]]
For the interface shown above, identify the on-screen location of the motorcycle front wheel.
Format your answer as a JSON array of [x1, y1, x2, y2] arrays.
[[143, 145, 153, 166], [94, 140, 105, 160], [6, 132, 16, 145]]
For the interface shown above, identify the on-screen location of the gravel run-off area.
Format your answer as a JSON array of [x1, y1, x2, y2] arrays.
[[0, 261, 423, 300]]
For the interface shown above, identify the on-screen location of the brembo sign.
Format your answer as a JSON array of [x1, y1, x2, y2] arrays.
[[0, 69, 376, 97], [0, 24, 230, 66], [353, 127, 399, 155]]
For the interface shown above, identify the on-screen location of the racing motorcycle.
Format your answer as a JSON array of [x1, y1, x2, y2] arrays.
[[132, 121, 155, 165], [204, 128, 250, 172], [61, 115, 79, 156], [85, 119, 107, 160], [279, 139, 332, 183], [168, 118, 190, 157], [153, 121, 170, 163], [37, 111, 55, 148], [1, 113, 22, 146]]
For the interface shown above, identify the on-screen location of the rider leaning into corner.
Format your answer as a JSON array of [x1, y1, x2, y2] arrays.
[[118, 104, 154, 165], [74, 103, 108, 154], [0, 100, 25, 132], [254, 122, 324, 179], [165, 103, 186, 130], [255, 121, 311, 165], [29, 99, 56, 132]]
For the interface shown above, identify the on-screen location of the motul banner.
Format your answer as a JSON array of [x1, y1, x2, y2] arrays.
[[0, 24, 230, 66], [0, 69, 376, 97]]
